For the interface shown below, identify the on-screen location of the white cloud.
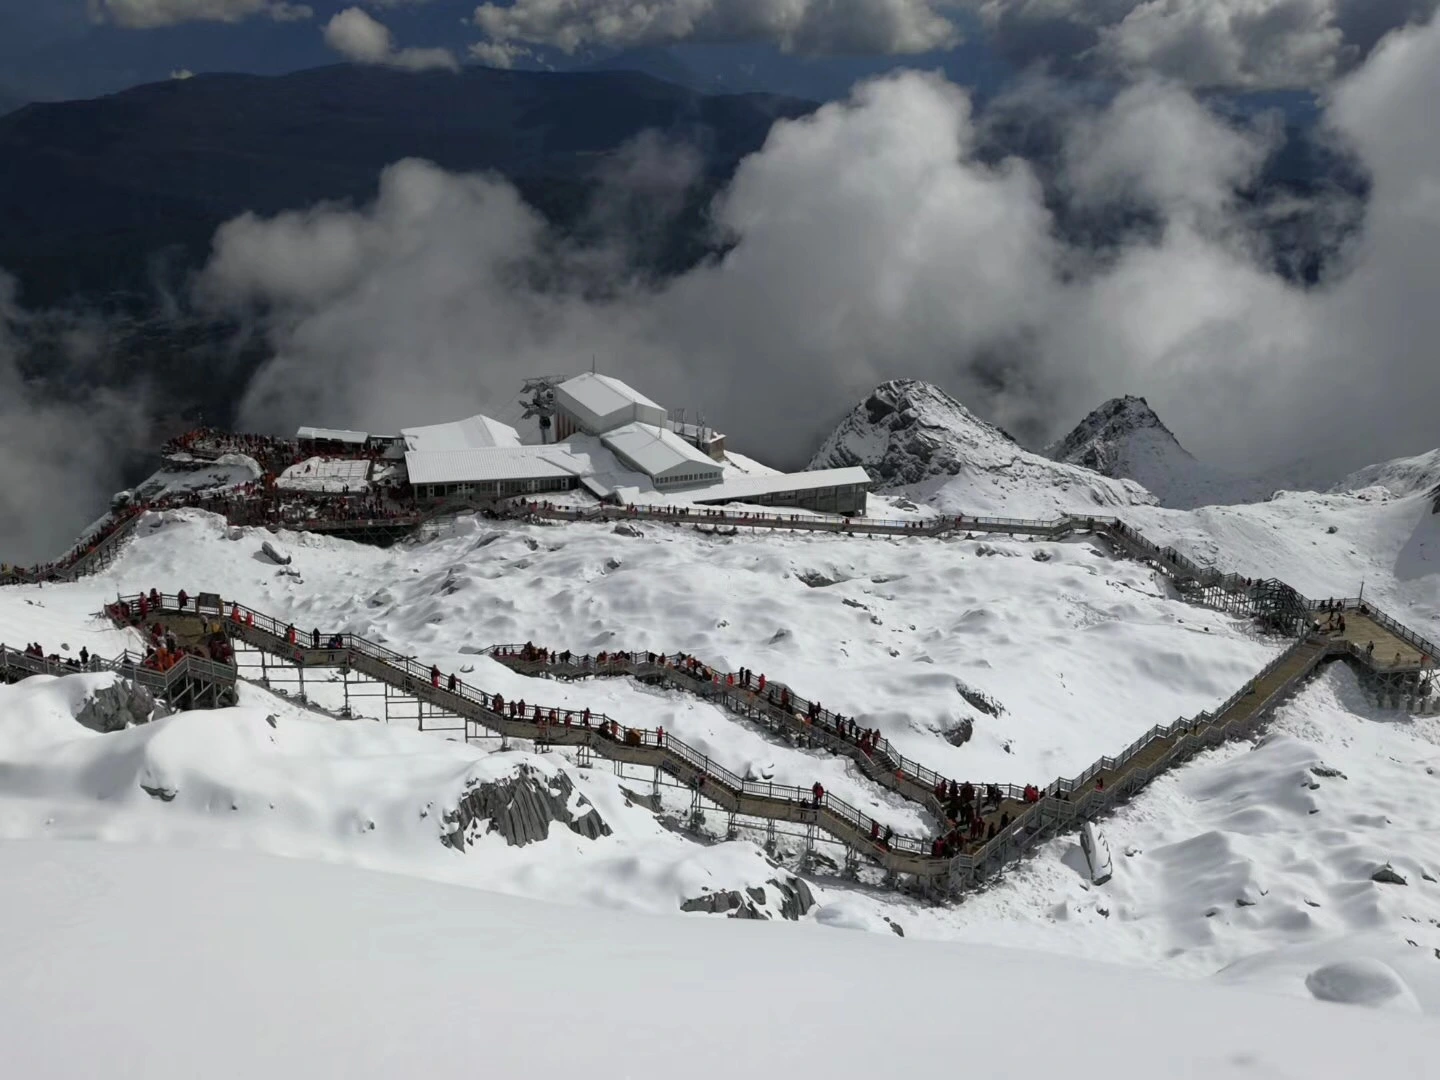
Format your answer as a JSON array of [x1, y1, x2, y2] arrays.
[[472, 0, 962, 56], [90, 0, 313, 28], [1062, 78, 1275, 222], [974, 0, 1438, 88], [468, 39, 533, 69], [197, 10, 1440, 480], [170, 68, 195, 79], [1096, 0, 1347, 87], [323, 8, 459, 71]]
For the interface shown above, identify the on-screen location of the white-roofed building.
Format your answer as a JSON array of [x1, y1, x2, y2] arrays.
[[404, 447, 584, 500], [601, 422, 724, 489], [400, 414, 522, 453], [554, 372, 667, 438], [689, 467, 872, 515]]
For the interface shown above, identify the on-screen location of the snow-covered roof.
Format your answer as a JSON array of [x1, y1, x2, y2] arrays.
[[559, 372, 661, 414], [690, 467, 873, 504], [400, 414, 522, 453], [404, 447, 584, 486], [601, 422, 722, 480], [296, 426, 369, 444]]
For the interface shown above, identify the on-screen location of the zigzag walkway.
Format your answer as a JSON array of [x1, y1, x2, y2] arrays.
[[74, 591, 1370, 895]]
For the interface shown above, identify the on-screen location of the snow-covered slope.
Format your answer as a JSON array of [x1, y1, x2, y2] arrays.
[[1334, 448, 1440, 500], [1046, 396, 1277, 509], [9, 840, 1437, 1080], [808, 380, 1155, 517], [7, 457, 1440, 1025]]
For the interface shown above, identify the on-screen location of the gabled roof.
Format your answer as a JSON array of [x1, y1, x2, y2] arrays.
[[557, 372, 662, 418], [601, 422, 722, 479], [400, 414, 522, 453]]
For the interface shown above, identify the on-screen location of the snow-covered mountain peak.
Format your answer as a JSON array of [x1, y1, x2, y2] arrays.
[[1046, 395, 1283, 510], [1044, 395, 1185, 470], [807, 379, 1155, 517]]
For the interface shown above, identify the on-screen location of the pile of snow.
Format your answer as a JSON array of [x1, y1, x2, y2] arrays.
[[1045, 396, 1276, 510], [808, 379, 1154, 517], [7, 840, 1435, 1080], [277, 456, 370, 493]]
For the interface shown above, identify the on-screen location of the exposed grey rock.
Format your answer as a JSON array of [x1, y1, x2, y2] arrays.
[[612, 524, 643, 538], [956, 681, 1004, 717], [797, 570, 843, 588], [1310, 764, 1347, 779], [141, 783, 177, 802], [1372, 863, 1409, 885], [885, 918, 905, 937], [681, 890, 747, 916], [442, 765, 610, 851], [1031, 549, 1053, 562], [75, 679, 161, 733], [766, 876, 816, 920], [945, 717, 974, 747], [680, 876, 816, 921], [842, 598, 868, 610]]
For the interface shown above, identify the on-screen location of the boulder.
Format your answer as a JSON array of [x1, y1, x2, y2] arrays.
[[441, 764, 610, 851], [945, 717, 974, 747], [75, 679, 162, 733], [1372, 863, 1409, 886], [612, 524, 643, 538]]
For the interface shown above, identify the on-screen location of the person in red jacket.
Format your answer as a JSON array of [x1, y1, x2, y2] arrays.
[[811, 781, 824, 808], [430, 664, 440, 688]]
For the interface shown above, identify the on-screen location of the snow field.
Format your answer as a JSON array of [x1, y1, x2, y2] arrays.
[[6, 839, 1438, 1080], [65, 507, 1279, 790], [0, 672, 819, 919]]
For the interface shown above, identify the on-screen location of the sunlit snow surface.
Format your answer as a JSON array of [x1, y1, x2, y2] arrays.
[[3, 488, 1440, 1026], [5, 840, 1438, 1080]]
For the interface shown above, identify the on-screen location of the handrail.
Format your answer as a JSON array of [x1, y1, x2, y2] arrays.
[[97, 591, 1365, 889]]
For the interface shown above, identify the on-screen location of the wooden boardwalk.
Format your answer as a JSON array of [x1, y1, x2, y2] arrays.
[[72, 591, 1398, 897]]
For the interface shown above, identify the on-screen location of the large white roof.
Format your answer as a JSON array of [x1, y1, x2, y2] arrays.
[[601, 422, 721, 479], [296, 426, 368, 444], [689, 467, 873, 504], [558, 373, 662, 417], [400, 414, 521, 453], [404, 446, 584, 486]]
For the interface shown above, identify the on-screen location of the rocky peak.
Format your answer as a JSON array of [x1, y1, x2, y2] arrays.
[[1044, 396, 1189, 477], [808, 379, 1155, 515]]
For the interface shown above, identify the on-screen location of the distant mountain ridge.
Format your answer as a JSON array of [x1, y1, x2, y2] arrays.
[[0, 63, 816, 306], [809, 380, 1155, 518]]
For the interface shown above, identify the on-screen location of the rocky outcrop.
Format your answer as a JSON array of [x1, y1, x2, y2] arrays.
[[809, 379, 1152, 510], [680, 875, 817, 921], [1046, 395, 1274, 509], [1371, 863, 1408, 885], [75, 679, 163, 733], [441, 764, 610, 851]]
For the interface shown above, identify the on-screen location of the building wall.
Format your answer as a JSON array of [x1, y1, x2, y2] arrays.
[[700, 482, 870, 515], [415, 476, 577, 500]]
